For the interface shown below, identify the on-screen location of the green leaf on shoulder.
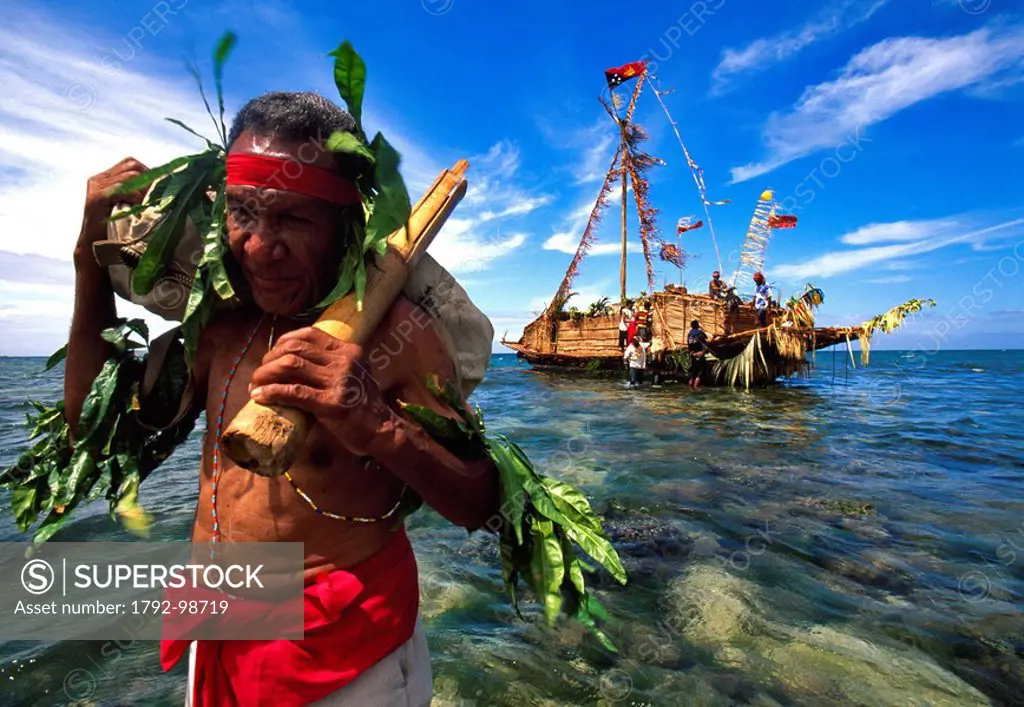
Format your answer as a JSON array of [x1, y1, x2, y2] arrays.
[[396, 401, 476, 452]]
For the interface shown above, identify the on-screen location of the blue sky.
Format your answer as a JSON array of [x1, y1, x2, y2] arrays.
[[1, 0, 1023, 355]]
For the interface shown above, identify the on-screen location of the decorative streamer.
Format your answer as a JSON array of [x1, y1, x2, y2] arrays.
[[649, 81, 726, 274]]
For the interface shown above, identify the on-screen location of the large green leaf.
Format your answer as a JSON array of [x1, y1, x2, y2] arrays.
[[101, 318, 149, 351], [312, 248, 358, 311], [561, 535, 588, 598], [59, 448, 98, 507], [85, 458, 114, 504], [31, 516, 68, 545], [488, 440, 529, 544], [562, 520, 627, 585], [12, 484, 39, 532], [328, 40, 367, 130], [364, 132, 411, 250], [528, 518, 565, 624], [132, 153, 220, 295], [75, 359, 120, 444], [113, 152, 201, 196], [181, 270, 213, 365], [201, 187, 235, 299], [540, 476, 604, 532], [397, 401, 475, 452]]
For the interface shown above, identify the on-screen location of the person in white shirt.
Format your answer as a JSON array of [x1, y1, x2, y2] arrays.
[[618, 303, 632, 349], [622, 335, 647, 388]]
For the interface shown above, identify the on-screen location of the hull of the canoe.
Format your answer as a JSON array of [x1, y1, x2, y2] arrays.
[[505, 326, 862, 387]]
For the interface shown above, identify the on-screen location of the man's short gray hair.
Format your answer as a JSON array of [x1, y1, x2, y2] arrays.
[[227, 91, 363, 178]]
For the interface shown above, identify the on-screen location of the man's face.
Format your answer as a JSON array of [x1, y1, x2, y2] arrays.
[[225, 130, 348, 316]]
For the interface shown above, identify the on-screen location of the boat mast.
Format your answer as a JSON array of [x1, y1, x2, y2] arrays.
[[545, 70, 648, 315], [619, 158, 628, 302]]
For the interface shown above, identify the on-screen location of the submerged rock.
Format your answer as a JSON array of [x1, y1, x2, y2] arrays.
[[582, 504, 696, 587], [661, 563, 991, 706], [664, 565, 761, 646], [764, 625, 990, 706]]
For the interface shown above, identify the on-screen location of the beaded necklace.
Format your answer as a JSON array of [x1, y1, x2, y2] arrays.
[[209, 316, 406, 543]]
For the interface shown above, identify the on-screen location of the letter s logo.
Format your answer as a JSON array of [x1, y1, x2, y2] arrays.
[[22, 559, 55, 595]]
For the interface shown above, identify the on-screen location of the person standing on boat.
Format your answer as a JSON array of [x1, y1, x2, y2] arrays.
[[618, 301, 632, 349], [636, 297, 651, 342], [708, 271, 725, 299], [623, 335, 647, 388], [753, 272, 772, 327], [687, 319, 709, 388]]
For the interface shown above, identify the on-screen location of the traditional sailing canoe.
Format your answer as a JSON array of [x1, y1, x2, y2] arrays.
[[501, 61, 931, 387]]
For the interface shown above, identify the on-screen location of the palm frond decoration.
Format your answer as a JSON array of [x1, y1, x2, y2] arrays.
[[785, 283, 826, 329], [859, 298, 937, 365]]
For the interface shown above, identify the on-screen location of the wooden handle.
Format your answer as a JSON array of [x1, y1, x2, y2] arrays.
[[220, 160, 469, 476]]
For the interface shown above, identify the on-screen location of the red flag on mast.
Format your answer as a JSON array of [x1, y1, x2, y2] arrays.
[[605, 61, 647, 89], [768, 214, 798, 229]]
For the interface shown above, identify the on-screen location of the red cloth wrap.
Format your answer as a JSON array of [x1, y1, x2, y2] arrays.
[[160, 529, 419, 707], [226, 153, 362, 206], [627, 320, 638, 342]]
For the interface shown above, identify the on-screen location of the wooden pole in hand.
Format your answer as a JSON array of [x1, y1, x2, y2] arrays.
[[220, 160, 470, 477]]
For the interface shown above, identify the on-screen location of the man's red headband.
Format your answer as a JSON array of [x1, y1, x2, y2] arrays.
[[225, 153, 361, 206]]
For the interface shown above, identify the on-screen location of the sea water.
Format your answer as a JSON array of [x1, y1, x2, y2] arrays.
[[1, 350, 1021, 706]]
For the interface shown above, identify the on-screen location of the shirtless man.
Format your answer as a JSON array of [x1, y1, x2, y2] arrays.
[[64, 91, 500, 706]]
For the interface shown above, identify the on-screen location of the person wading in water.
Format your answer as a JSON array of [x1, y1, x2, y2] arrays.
[[686, 319, 709, 389], [64, 92, 500, 707], [623, 335, 647, 388]]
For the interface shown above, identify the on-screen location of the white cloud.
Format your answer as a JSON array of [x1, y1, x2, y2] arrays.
[[427, 140, 551, 274], [574, 128, 616, 185], [429, 230, 527, 274], [840, 218, 960, 245], [542, 184, 645, 256], [0, 28, 216, 261], [0, 11, 550, 351], [729, 25, 1024, 183], [0, 10, 222, 352], [712, 0, 888, 94], [773, 216, 1024, 280], [865, 274, 911, 284]]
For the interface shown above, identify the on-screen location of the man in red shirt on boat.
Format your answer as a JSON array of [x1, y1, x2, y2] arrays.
[[64, 91, 500, 706]]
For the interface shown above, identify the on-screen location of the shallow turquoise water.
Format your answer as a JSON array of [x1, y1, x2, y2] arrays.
[[1, 350, 1021, 706]]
